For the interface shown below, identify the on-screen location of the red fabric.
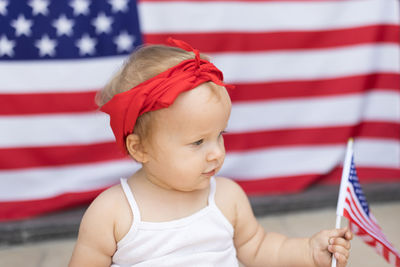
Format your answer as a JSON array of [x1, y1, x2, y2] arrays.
[[101, 39, 233, 153]]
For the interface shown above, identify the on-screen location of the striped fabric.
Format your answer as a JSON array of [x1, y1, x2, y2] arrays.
[[0, 0, 399, 221], [344, 156, 400, 266], [139, 0, 400, 193]]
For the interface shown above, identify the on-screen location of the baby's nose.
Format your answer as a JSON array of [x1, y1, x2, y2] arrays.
[[206, 142, 224, 162]]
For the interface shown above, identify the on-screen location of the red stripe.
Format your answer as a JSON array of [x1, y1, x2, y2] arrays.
[[348, 217, 400, 265], [1, 73, 397, 115], [346, 191, 385, 240], [345, 198, 390, 248], [345, 212, 400, 265], [348, 220, 376, 246], [0, 172, 398, 222], [230, 73, 400, 102], [237, 173, 320, 195], [0, 187, 108, 222], [0, 91, 98, 115], [225, 122, 400, 152], [144, 25, 400, 52], [236, 167, 400, 195], [318, 167, 400, 185], [346, 191, 392, 245], [344, 198, 398, 257], [0, 142, 126, 170], [1, 122, 397, 170]]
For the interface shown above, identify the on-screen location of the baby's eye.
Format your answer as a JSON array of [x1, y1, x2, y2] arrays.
[[192, 139, 203, 146]]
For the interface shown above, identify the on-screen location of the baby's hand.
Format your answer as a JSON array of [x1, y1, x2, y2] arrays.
[[309, 227, 353, 267]]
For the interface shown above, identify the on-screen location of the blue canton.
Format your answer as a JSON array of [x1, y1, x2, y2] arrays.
[[0, 0, 142, 60], [348, 156, 370, 216]]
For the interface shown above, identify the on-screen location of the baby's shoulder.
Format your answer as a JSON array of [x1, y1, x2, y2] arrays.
[[214, 176, 246, 199], [81, 184, 123, 223], [80, 183, 133, 242], [213, 177, 248, 225], [89, 183, 126, 211]]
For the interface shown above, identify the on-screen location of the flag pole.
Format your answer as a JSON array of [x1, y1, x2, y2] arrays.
[[331, 138, 354, 267]]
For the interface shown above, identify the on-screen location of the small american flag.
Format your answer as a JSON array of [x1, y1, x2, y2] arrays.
[[340, 142, 400, 266]]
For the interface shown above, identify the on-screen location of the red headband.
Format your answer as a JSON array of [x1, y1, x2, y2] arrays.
[[100, 38, 233, 153]]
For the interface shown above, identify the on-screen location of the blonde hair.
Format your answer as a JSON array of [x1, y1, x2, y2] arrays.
[[96, 44, 210, 143]]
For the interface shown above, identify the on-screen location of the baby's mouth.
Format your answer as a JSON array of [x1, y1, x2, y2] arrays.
[[203, 169, 216, 176]]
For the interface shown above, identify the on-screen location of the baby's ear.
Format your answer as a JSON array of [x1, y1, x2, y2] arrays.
[[125, 134, 149, 163]]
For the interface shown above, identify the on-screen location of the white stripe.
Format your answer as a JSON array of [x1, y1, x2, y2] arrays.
[[344, 201, 394, 249], [212, 44, 399, 83], [346, 185, 388, 240], [139, 0, 398, 33], [228, 91, 400, 132], [0, 56, 126, 93], [0, 160, 139, 201], [221, 144, 343, 179], [368, 213, 384, 233], [1, 91, 398, 148], [354, 138, 400, 168], [345, 201, 391, 248], [1, 45, 397, 92], [0, 139, 396, 201], [0, 112, 114, 148], [221, 138, 400, 180], [348, 192, 395, 248]]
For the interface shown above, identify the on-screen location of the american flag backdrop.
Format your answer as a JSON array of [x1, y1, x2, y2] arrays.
[[0, 0, 399, 221]]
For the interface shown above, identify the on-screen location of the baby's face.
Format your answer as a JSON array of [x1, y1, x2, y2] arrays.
[[142, 82, 232, 192]]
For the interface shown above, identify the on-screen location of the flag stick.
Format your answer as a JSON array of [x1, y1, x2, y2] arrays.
[[331, 138, 354, 267]]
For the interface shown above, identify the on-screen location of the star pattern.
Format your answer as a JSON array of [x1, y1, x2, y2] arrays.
[[29, 0, 49, 16], [76, 34, 97, 56], [0, 35, 15, 57], [92, 12, 113, 34], [52, 14, 74, 36], [108, 0, 128, 13], [0, 0, 8, 16], [35, 34, 57, 57], [11, 14, 33, 37], [70, 0, 90, 16], [0, 1, 140, 59], [114, 31, 134, 52]]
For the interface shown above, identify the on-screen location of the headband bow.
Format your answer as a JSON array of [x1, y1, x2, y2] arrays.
[[100, 38, 233, 153]]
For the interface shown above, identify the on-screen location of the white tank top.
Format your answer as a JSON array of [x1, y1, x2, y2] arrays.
[[111, 177, 238, 267]]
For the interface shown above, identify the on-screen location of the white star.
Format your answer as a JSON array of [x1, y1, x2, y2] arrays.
[[29, 0, 49, 16], [35, 35, 57, 57], [11, 14, 33, 37], [0, 35, 15, 57], [70, 0, 90, 16], [0, 0, 9, 16], [114, 31, 134, 53], [92, 12, 113, 34], [52, 14, 74, 36], [108, 0, 128, 13], [76, 34, 96, 55]]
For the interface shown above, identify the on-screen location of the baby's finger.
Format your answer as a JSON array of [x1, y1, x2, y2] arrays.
[[330, 237, 351, 250], [328, 244, 350, 259], [333, 251, 349, 267], [345, 229, 353, 240]]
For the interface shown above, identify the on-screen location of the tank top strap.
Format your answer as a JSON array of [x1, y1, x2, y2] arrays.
[[208, 177, 217, 206], [120, 178, 141, 223]]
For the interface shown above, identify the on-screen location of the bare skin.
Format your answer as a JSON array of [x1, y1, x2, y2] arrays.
[[70, 83, 352, 267]]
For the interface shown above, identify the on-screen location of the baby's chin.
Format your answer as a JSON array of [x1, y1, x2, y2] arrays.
[[179, 178, 213, 192]]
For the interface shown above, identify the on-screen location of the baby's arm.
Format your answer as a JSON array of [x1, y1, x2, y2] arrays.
[[69, 188, 118, 267], [227, 179, 352, 267]]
